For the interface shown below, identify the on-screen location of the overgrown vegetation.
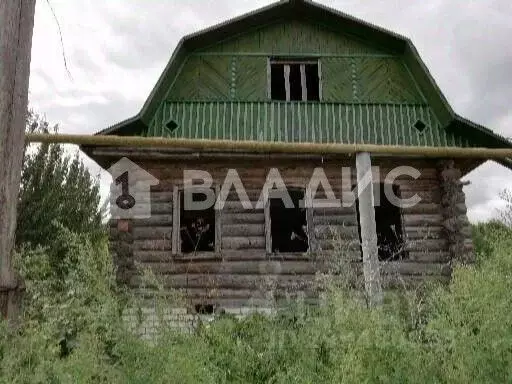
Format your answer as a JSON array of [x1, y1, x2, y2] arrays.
[[0, 216, 510, 383], [3, 115, 512, 382], [17, 112, 106, 248], [0, 213, 512, 383]]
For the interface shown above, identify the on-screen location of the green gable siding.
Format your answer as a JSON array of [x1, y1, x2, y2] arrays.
[[164, 20, 423, 105], [200, 20, 385, 55], [169, 56, 232, 100], [147, 101, 472, 147], [354, 57, 424, 103], [233, 56, 268, 100], [146, 20, 434, 147], [321, 58, 354, 102]]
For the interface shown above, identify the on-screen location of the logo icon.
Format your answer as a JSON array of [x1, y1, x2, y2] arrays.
[[107, 157, 159, 219]]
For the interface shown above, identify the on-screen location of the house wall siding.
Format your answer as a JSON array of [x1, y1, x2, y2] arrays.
[[109, 158, 469, 311]]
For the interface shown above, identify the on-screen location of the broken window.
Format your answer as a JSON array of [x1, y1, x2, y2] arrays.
[[269, 188, 309, 253], [270, 60, 320, 101], [355, 183, 406, 261], [179, 189, 216, 254]]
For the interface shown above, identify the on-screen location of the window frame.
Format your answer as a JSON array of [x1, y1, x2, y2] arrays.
[[267, 58, 322, 102], [172, 184, 221, 256], [263, 185, 316, 256]]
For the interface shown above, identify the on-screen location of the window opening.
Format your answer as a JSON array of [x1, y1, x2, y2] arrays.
[[270, 60, 320, 101], [270, 63, 286, 100], [195, 304, 215, 315], [355, 183, 406, 261], [180, 189, 215, 253], [270, 188, 309, 253]]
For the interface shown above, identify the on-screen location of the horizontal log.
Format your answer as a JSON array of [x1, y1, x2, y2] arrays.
[[403, 214, 443, 226], [313, 214, 358, 226], [314, 225, 358, 240], [408, 251, 451, 263], [31, 134, 512, 159], [134, 251, 173, 263], [132, 227, 172, 240], [317, 239, 360, 252], [129, 273, 317, 290], [222, 213, 265, 224], [405, 239, 448, 252], [380, 262, 451, 277], [381, 275, 451, 289], [223, 224, 265, 237], [400, 190, 441, 203], [133, 250, 319, 263], [133, 239, 172, 251], [401, 203, 441, 215], [222, 236, 266, 250], [168, 288, 319, 301], [136, 260, 319, 276], [404, 226, 444, 240], [393, 180, 440, 191], [221, 201, 262, 212], [226, 189, 266, 200], [132, 215, 173, 227], [312, 206, 355, 215]]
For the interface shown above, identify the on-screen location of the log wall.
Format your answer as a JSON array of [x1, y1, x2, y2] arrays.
[[109, 157, 468, 311]]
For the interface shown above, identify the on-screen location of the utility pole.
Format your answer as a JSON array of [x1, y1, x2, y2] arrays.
[[355, 152, 383, 307], [0, 0, 37, 321]]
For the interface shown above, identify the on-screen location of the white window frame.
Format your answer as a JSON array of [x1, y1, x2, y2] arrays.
[[268, 59, 322, 102]]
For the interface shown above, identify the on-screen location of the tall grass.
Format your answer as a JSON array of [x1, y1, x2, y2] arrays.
[[1, 221, 512, 383]]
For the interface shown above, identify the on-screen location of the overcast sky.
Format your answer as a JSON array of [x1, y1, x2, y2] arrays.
[[29, 0, 512, 222]]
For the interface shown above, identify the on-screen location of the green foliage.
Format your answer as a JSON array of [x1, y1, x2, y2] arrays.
[[472, 220, 512, 264], [16, 112, 106, 249], [3, 184, 512, 382]]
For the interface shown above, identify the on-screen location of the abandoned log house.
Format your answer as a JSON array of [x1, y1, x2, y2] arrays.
[[83, 0, 512, 315]]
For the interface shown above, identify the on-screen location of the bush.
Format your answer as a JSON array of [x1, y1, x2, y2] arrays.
[[2, 221, 512, 382]]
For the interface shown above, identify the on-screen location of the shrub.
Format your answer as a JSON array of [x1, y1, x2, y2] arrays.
[[2, 218, 512, 383]]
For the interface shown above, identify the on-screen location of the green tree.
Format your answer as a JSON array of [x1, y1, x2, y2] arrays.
[[16, 112, 106, 249]]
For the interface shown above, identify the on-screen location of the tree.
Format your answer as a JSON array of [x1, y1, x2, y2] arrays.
[[499, 189, 512, 228], [16, 112, 106, 250]]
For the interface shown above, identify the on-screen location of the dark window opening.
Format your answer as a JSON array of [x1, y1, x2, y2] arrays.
[[180, 190, 215, 254], [305, 64, 320, 101], [355, 183, 406, 261], [414, 120, 427, 133], [270, 60, 320, 101], [270, 189, 309, 253], [195, 304, 215, 315], [289, 64, 302, 101], [270, 64, 286, 100]]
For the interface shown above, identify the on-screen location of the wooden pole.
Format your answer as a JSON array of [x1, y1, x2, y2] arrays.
[[355, 152, 382, 307], [26, 133, 512, 159], [0, 0, 37, 321]]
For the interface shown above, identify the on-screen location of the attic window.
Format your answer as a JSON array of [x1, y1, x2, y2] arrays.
[[270, 60, 320, 101], [269, 188, 309, 253], [414, 120, 427, 133]]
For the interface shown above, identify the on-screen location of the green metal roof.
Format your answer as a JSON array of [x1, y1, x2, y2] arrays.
[[92, 0, 512, 159]]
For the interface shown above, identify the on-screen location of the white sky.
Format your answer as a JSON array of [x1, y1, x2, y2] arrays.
[[28, 0, 512, 222]]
